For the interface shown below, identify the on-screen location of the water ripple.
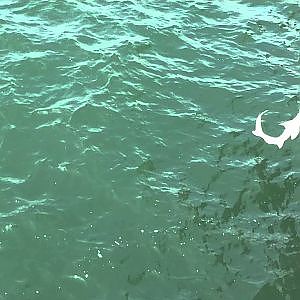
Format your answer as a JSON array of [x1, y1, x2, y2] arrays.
[[0, 0, 300, 299]]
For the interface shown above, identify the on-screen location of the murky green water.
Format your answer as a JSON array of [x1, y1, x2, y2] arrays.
[[0, 1, 300, 299]]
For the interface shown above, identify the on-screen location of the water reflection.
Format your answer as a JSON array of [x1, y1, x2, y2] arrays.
[[172, 130, 300, 299]]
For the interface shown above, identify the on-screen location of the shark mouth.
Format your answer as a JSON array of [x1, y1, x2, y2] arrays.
[[252, 110, 300, 149]]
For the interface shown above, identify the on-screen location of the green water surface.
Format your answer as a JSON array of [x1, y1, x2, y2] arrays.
[[0, 1, 300, 299]]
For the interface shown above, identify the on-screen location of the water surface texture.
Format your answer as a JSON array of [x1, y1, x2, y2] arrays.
[[0, 1, 300, 299]]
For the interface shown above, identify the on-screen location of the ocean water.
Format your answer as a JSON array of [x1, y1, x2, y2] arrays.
[[0, 1, 299, 299]]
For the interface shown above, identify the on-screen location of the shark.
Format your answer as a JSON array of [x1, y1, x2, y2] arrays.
[[252, 110, 300, 149]]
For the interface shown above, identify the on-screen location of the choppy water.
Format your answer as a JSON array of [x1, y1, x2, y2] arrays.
[[0, 1, 300, 299]]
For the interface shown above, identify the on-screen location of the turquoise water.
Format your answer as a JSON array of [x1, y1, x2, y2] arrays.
[[0, 1, 299, 299]]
